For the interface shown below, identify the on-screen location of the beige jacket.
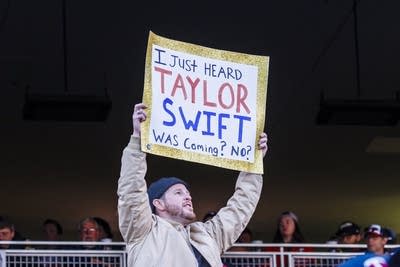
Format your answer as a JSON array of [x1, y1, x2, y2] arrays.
[[117, 136, 263, 267]]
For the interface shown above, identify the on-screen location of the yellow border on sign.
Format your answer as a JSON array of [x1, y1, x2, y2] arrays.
[[141, 31, 269, 174]]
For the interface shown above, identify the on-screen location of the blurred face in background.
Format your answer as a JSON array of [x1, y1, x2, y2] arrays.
[[366, 234, 387, 255], [237, 231, 252, 243], [0, 227, 15, 248], [80, 221, 100, 242], [342, 234, 359, 244], [43, 223, 60, 241], [279, 215, 296, 241]]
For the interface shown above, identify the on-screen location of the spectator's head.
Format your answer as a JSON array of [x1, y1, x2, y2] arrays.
[[335, 221, 361, 244], [364, 224, 388, 255], [43, 219, 63, 241], [236, 227, 253, 243], [147, 177, 195, 225], [93, 217, 113, 241], [78, 217, 100, 244], [0, 220, 15, 249], [273, 211, 305, 243], [228, 227, 254, 252]]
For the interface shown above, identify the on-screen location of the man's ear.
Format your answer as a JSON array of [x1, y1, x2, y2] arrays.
[[153, 199, 166, 211]]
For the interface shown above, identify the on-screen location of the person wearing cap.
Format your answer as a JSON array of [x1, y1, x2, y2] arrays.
[[327, 221, 363, 252], [338, 224, 390, 267], [365, 224, 390, 255], [336, 221, 362, 245], [117, 103, 268, 267]]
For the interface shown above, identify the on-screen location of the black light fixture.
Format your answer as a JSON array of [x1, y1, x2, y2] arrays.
[[314, 0, 399, 126], [316, 93, 400, 126], [23, 0, 112, 122], [23, 93, 112, 122]]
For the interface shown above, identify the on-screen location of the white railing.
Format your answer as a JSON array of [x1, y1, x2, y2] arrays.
[[222, 243, 400, 267], [0, 241, 126, 267], [0, 241, 398, 267]]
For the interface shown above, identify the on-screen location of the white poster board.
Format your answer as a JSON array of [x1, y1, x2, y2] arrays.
[[141, 31, 269, 174]]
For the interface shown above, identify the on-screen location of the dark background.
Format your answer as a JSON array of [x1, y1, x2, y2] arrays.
[[1, 0, 399, 242]]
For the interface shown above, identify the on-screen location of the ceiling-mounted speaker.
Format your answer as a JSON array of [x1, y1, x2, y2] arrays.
[[23, 93, 112, 122]]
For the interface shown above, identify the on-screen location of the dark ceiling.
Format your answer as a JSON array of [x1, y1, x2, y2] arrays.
[[1, 0, 400, 242]]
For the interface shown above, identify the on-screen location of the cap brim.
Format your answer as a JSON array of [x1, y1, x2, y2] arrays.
[[366, 232, 383, 238]]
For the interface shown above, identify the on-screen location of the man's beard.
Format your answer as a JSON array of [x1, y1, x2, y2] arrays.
[[166, 203, 196, 223]]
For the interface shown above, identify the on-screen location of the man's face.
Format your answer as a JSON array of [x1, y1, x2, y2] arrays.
[[161, 183, 196, 224], [366, 234, 387, 254], [79, 221, 100, 242], [0, 227, 15, 248]]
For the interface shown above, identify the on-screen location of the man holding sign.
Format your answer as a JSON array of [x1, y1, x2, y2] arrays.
[[117, 103, 268, 267]]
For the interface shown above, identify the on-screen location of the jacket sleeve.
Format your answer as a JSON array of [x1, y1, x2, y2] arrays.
[[204, 171, 263, 253], [117, 135, 153, 244]]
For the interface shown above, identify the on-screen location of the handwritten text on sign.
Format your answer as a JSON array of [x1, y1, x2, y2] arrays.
[[149, 44, 258, 162]]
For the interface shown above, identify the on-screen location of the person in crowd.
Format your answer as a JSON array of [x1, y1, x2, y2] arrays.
[[335, 221, 362, 244], [265, 211, 312, 267], [41, 218, 64, 249], [0, 219, 28, 249], [225, 227, 256, 267], [338, 224, 391, 267], [228, 227, 253, 252], [272, 211, 306, 244], [364, 224, 390, 255], [117, 103, 268, 267], [43, 219, 63, 241], [0, 219, 30, 267], [0, 219, 16, 249], [93, 217, 113, 243], [78, 217, 102, 249], [75, 217, 117, 266], [327, 221, 363, 252], [93, 217, 117, 250]]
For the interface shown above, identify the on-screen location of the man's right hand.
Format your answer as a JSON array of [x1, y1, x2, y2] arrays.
[[132, 103, 147, 137]]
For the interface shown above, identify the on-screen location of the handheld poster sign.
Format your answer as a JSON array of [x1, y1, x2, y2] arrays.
[[141, 31, 269, 174]]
